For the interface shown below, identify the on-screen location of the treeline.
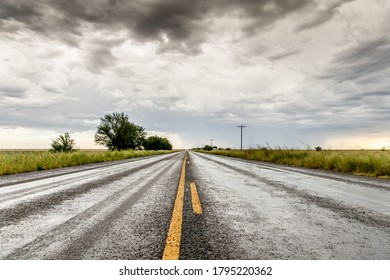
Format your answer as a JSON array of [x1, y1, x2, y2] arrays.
[[51, 112, 173, 152]]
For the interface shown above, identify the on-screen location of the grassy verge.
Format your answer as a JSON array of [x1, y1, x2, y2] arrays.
[[199, 149, 390, 178], [0, 150, 176, 176]]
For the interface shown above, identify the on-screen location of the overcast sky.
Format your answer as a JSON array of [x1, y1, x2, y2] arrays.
[[1, 0, 390, 150]]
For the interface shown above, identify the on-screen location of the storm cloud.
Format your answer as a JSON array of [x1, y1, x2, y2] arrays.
[[0, 0, 344, 54], [1, 0, 390, 149]]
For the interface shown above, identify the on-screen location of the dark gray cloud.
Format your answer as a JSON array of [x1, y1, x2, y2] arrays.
[[0, 0, 207, 52], [0, 1, 42, 25], [2, 0, 389, 149], [0, 0, 339, 54]]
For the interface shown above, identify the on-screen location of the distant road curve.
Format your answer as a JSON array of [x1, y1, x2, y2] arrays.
[[0, 151, 389, 259]]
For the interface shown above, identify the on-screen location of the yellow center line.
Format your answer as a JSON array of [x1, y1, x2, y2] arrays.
[[162, 152, 187, 260], [190, 182, 202, 215]]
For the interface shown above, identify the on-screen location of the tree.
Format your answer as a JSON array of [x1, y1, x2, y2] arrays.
[[144, 135, 173, 150], [203, 145, 213, 151], [50, 132, 76, 152], [95, 112, 146, 150]]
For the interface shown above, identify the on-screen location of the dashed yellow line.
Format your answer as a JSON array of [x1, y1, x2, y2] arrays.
[[162, 153, 187, 260], [190, 182, 202, 215]]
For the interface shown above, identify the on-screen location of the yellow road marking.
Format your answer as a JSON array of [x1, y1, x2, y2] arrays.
[[190, 182, 202, 215], [162, 153, 187, 260]]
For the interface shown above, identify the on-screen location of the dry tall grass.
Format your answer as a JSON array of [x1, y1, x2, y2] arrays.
[[201, 148, 390, 178], [0, 150, 175, 175]]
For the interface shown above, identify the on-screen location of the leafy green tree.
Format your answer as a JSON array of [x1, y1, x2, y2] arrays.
[[50, 132, 76, 152], [95, 112, 146, 150], [144, 135, 173, 150], [203, 145, 213, 151]]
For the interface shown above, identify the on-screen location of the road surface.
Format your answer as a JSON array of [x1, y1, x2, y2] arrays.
[[0, 151, 389, 259]]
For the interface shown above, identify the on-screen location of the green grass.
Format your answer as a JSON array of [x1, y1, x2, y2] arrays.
[[0, 150, 176, 176], [200, 148, 390, 178]]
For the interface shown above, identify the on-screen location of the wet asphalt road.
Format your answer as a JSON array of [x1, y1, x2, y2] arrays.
[[0, 151, 389, 259]]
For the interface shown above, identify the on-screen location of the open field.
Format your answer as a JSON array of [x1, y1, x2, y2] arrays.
[[0, 150, 176, 176], [200, 149, 390, 178]]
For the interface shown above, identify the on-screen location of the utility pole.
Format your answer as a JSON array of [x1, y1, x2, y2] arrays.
[[237, 125, 246, 151], [210, 139, 214, 147]]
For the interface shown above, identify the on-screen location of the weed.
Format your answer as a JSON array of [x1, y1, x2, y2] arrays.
[[201, 148, 390, 178], [0, 150, 175, 175]]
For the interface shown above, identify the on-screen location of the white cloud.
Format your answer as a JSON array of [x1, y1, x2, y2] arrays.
[[0, 0, 390, 149]]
